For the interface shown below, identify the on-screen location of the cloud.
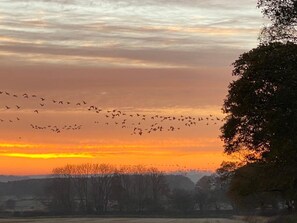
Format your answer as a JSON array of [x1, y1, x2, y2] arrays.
[[0, 0, 264, 68], [0, 153, 94, 159], [0, 65, 231, 109], [0, 42, 245, 68]]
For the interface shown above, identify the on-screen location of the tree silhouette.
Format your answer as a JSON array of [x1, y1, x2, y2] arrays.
[[258, 0, 297, 42], [221, 42, 297, 205]]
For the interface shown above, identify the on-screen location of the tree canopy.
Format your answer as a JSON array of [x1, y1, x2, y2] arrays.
[[219, 0, 297, 211], [221, 42, 297, 202], [258, 0, 297, 42]]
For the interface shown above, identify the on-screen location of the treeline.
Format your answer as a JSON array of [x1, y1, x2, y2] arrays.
[[47, 164, 168, 213], [45, 163, 230, 214], [0, 163, 287, 215]]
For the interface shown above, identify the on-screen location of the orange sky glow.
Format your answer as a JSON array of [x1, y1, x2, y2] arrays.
[[0, 142, 232, 175], [0, 0, 264, 175]]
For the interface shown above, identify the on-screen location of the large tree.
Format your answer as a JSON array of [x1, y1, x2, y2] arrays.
[[258, 0, 297, 42], [221, 42, 297, 202]]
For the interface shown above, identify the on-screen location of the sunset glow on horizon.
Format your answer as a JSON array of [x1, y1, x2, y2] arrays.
[[0, 0, 265, 175]]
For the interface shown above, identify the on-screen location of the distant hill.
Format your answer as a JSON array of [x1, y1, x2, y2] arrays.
[[167, 171, 212, 184], [0, 175, 31, 182], [0, 175, 51, 183], [165, 175, 195, 191], [184, 171, 213, 184], [0, 174, 196, 197]]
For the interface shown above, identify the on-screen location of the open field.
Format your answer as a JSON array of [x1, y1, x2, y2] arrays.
[[0, 218, 250, 223]]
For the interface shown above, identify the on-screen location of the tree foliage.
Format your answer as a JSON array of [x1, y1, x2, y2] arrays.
[[258, 0, 297, 42], [221, 42, 297, 203], [221, 42, 297, 160], [227, 163, 283, 210]]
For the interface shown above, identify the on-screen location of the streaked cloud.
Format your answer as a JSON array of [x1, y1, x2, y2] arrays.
[[0, 153, 94, 159], [0, 0, 265, 68]]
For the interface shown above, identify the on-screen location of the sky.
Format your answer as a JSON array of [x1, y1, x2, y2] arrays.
[[0, 0, 265, 175]]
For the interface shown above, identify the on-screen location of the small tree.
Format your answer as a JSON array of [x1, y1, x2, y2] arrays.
[[48, 165, 76, 213], [90, 164, 116, 213], [73, 163, 92, 213], [148, 167, 169, 211]]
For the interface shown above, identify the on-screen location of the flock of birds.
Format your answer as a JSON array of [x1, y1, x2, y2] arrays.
[[30, 124, 83, 134], [0, 90, 224, 136]]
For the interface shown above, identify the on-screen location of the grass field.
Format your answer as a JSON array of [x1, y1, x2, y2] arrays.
[[0, 218, 250, 223]]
